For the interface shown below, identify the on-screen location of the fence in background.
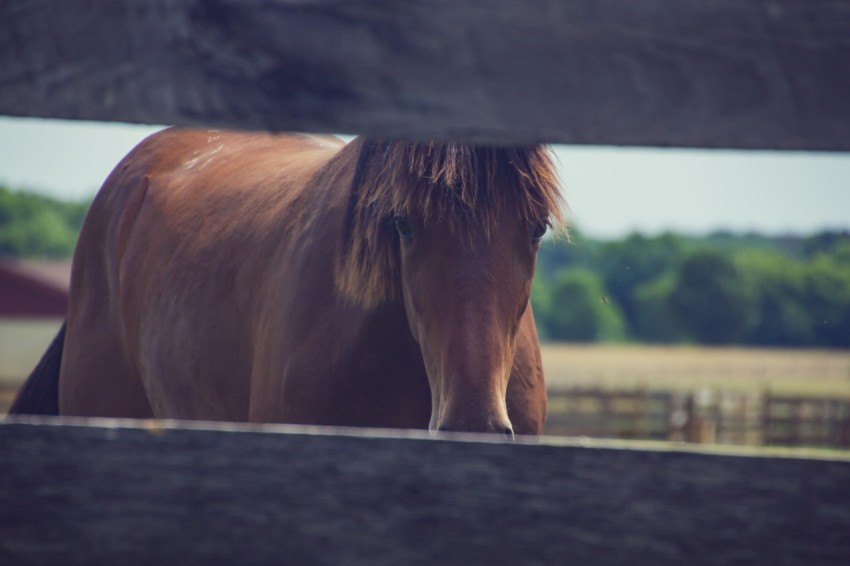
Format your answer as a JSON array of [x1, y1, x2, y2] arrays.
[[546, 388, 850, 448], [7, 381, 849, 449]]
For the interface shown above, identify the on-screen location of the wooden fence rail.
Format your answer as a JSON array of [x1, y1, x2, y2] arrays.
[[764, 396, 850, 448], [2, 417, 850, 565], [546, 388, 850, 448], [2, 0, 850, 149]]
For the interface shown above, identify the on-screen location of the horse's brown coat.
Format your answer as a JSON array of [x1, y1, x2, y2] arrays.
[[55, 128, 563, 435]]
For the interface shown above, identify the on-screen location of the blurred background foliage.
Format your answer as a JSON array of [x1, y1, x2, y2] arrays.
[[533, 228, 850, 347], [0, 185, 89, 258], [2, 183, 848, 347]]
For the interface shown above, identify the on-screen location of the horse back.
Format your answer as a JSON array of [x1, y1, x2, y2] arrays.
[[59, 129, 344, 419]]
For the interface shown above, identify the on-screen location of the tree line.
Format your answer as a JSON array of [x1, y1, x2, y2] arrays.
[[533, 229, 850, 347], [2, 184, 848, 347], [0, 185, 90, 257]]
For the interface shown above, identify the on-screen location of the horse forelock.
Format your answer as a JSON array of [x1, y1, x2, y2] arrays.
[[335, 138, 567, 308]]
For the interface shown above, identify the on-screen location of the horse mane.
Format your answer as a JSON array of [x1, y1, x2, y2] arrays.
[[335, 138, 566, 308]]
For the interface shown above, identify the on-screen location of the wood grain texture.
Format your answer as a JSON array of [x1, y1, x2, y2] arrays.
[[2, 417, 849, 564], [1, 0, 849, 149]]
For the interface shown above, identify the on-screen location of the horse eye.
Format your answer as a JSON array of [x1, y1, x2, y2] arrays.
[[531, 222, 548, 243], [393, 216, 414, 240]]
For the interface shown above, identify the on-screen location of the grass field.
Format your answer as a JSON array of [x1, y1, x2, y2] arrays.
[[541, 343, 850, 398]]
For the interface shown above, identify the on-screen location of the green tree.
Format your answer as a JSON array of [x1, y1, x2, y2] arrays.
[[543, 268, 626, 342], [536, 229, 850, 347], [535, 228, 597, 278], [596, 232, 687, 332], [802, 230, 850, 258], [735, 250, 814, 346], [669, 250, 755, 344], [825, 240, 850, 265], [0, 185, 90, 257], [632, 274, 683, 343], [804, 255, 850, 347]]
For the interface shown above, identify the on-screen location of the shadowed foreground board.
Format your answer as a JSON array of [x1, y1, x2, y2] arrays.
[[1, 417, 849, 565], [1, 0, 849, 149]]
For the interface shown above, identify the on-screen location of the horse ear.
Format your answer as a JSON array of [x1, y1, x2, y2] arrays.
[[334, 141, 401, 309]]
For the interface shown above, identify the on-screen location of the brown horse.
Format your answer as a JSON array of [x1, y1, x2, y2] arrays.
[[10, 128, 564, 436]]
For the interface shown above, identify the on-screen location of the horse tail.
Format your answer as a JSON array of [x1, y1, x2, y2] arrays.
[[7, 322, 66, 416]]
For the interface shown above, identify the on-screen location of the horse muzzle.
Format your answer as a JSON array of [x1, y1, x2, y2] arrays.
[[436, 422, 515, 439], [430, 404, 515, 439]]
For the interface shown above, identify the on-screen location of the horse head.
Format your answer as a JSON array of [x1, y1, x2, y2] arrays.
[[337, 140, 564, 436]]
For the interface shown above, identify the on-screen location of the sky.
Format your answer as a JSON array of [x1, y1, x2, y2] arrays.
[[1, 116, 849, 239]]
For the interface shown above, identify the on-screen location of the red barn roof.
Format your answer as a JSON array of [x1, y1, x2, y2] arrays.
[[0, 260, 71, 317]]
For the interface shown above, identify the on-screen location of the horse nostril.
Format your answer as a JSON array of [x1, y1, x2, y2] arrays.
[[502, 426, 515, 439]]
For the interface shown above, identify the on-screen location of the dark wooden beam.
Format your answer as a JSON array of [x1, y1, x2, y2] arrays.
[[2, 417, 849, 564], [1, 0, 849, 150]]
